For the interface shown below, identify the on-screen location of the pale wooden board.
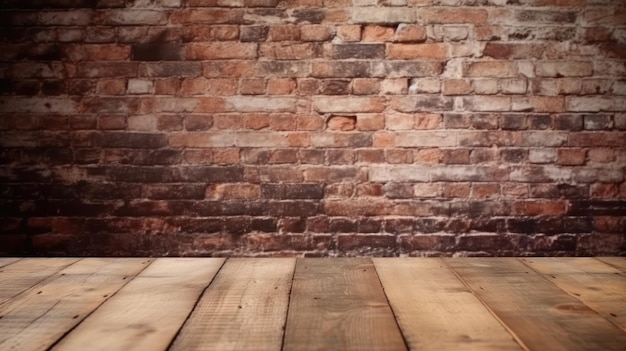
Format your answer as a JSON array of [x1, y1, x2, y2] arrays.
[[374, 258, 522, 351], [447, 258, 626, 351], [522, 258, 626, 331], [596, 257, 626, 272], [283, 258, 407, 351], [170, 258, 295, 351], [0, 257, 21, 268], [0, 258, 151, 351], [52, 258, 225, 351], [0, 258, 80, 305]]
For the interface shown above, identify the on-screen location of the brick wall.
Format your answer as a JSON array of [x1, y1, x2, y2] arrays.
[[0, 0, 624, 257]]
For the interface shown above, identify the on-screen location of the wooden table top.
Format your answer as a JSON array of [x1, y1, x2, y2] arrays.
[[0, 257, 625, 350]]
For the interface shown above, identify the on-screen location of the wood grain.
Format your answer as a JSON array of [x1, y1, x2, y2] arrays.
[[0, 258, 79, 305], [447, 258, 626, 351], [596, 257, 626, 272], [0, 258, 151, 351], [283, 258, 407, 351], [170, 258, 295, 351], [0, 257, 21, 268], [374, 258, 522, 351], [522, 257, 626, 331], [53, 258, 224, 351]]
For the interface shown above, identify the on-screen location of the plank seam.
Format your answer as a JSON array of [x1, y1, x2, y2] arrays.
[[45, 258, 156, 351], [371, 258, 410, 351], [440, 258, 531, 351], [0, 258, 22, 269], [164, 257, 228, 351], [0, 258, 81, 307], [280, 257, 299, 351], [594, 257, 626, 273], [519, 258, 626, 333]]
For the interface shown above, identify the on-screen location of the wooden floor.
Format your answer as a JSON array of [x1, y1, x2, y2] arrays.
[[0, 258, 625, 350]]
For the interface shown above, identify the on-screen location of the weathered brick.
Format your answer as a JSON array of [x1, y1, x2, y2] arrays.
[[391, 95, 454, 112], [516, 10, 577, 23], [331, 44, 385, 59], [313, 96, 385, 113], [536, 61, 593, 77], [420, 8, 487, 24], [464, 61, 517, 77], [387, 43, 448, 59], [351, 7, 416, 23], [187, 42, 257, 60], [240, 25, 269, 42]]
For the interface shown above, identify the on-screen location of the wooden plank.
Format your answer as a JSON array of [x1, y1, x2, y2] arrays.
[[522, 257, 626, 332], [170, 258, 295, 351], [0, 258, 151, 351], [53, 258, 225, 351], [374, 258, 522, 351], [0, 257, 21, 268], [283, 258, 406, 351], [447, 258, 626, 351], [0, 258, 80, 305], [596, 257, 626, 272]]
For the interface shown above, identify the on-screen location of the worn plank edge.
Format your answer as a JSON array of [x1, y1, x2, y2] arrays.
[[46, 258, 156, 350], [372, 259, 410, 351], [441, 258, 531, 351], [164, 258, 227, 351]]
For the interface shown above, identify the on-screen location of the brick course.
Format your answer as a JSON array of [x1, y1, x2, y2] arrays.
[[0, 1, 624, 257]]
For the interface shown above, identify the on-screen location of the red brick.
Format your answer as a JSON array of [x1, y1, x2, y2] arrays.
[[327, 115, 356, 131], [387, 43, 448, 59], [356, 114, 384, 131], [386, 149, 413, 164], [186, 42, 257, 60], [484, 43, 544, 59], [336, 25, 361, 42], [267, 78, 296, 95], [352, 78, 380, 95], [590, 183, 619, 199], [588, 148, 614, 163], [300, 25, 332, 41], [513, 200, 567, 216], [96, 79, 126, 95], [419, 8, 488, 24], [471, 183, 500, 199], [415, 148, 442, 164], [240, 78, 266, 95], [260, 43, 320, 60], [464, 61, 517, 77], [207, 183, 260, 200], [362, 25, 395, 42], [269, 25, 300, 41], [394, 24, 426, 42], [443, 79, 471, 95], [170, 9, 244, 24], [558, 149, 586, 166], [243, 113, 270, 130], [297, 114, 324, 131], [269, 113, 297, 131]]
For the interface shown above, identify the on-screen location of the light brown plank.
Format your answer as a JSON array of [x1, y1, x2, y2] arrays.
[[522, 257, 626, 331], [0, 258, 151, 351], [53, 258, 225, 351], [283, 258, 406, 351], [374, 258, 522, 351], [447, 258, 626, 351], [0, 258, 79, 305], [170, 258, 295, 351], [596, 257, 626, 272], [0, 257, 21, 268]]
